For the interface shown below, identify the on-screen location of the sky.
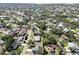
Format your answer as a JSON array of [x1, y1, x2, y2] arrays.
[[0, 0, 79, 4]]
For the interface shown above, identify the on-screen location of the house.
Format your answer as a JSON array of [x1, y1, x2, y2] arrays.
[[0, 38, 5, 45], [58, 22, 64, 28], [32, 47, 38, 54], [0, 45, 5, 54], [45, 28, 51, 33], [17, 36, 24, 41], [34, 31, 41, 36], [74, 18, 79, 22], [32, 44, 41, 54], [18, 28, 27, 36], [0, 24, 5, 28], [11, 28, 18, 35], [61, 35, 69, 40], [33, 30, 41, 42], [11, 28, 19, 32], [9, 19, 16, 23], [44, 45, 57, 54], [68, 42, 79, 49], [34, 36, 41, 42], [9, 31, 17, 36], [73, 50, 79, 55], [0, 15, 7, 19], [0, 28, 6, 32], [53, 20, 56, 24], [11, 40, 20, 50], [24, 49, 33, 55], [11, 36, 26, 50], [62, 28, 69, 33]]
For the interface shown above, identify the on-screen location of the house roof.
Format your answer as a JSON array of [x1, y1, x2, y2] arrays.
[[0, 39, 4, 45]]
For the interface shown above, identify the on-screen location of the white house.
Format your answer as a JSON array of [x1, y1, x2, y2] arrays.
[[34, 36, 41, 42]]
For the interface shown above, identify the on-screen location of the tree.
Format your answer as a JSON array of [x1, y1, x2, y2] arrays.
[[55, 47, 62, 55], [0, 20, 4, 23], [1, 35, 15, 51], [43, 38, 49, 45], [60, 41, 68, 47], [37, 22, 46, 30], [48, 36, 57, 45], [66, 31, 75, 39], [51, 27, 63, 35], [16, 46, 24, 55], [69, 47, 75, 53]]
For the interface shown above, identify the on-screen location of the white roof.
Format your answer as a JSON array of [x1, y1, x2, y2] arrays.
[[34, 36, 40, 41], [63, 28, 69, 32], [68, 42, 79, 49], [0, 39, 4, 44], [17, 36, 23, 41], [74, 18, 79, 21], [58, 22, 63, 27]]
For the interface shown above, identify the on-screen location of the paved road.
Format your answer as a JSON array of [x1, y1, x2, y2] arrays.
[[20, 25, 33, 55], [20, 25, 42, 55]]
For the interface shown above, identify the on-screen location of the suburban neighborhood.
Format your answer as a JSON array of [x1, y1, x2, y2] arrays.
[[0, 3, 79, 55]]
